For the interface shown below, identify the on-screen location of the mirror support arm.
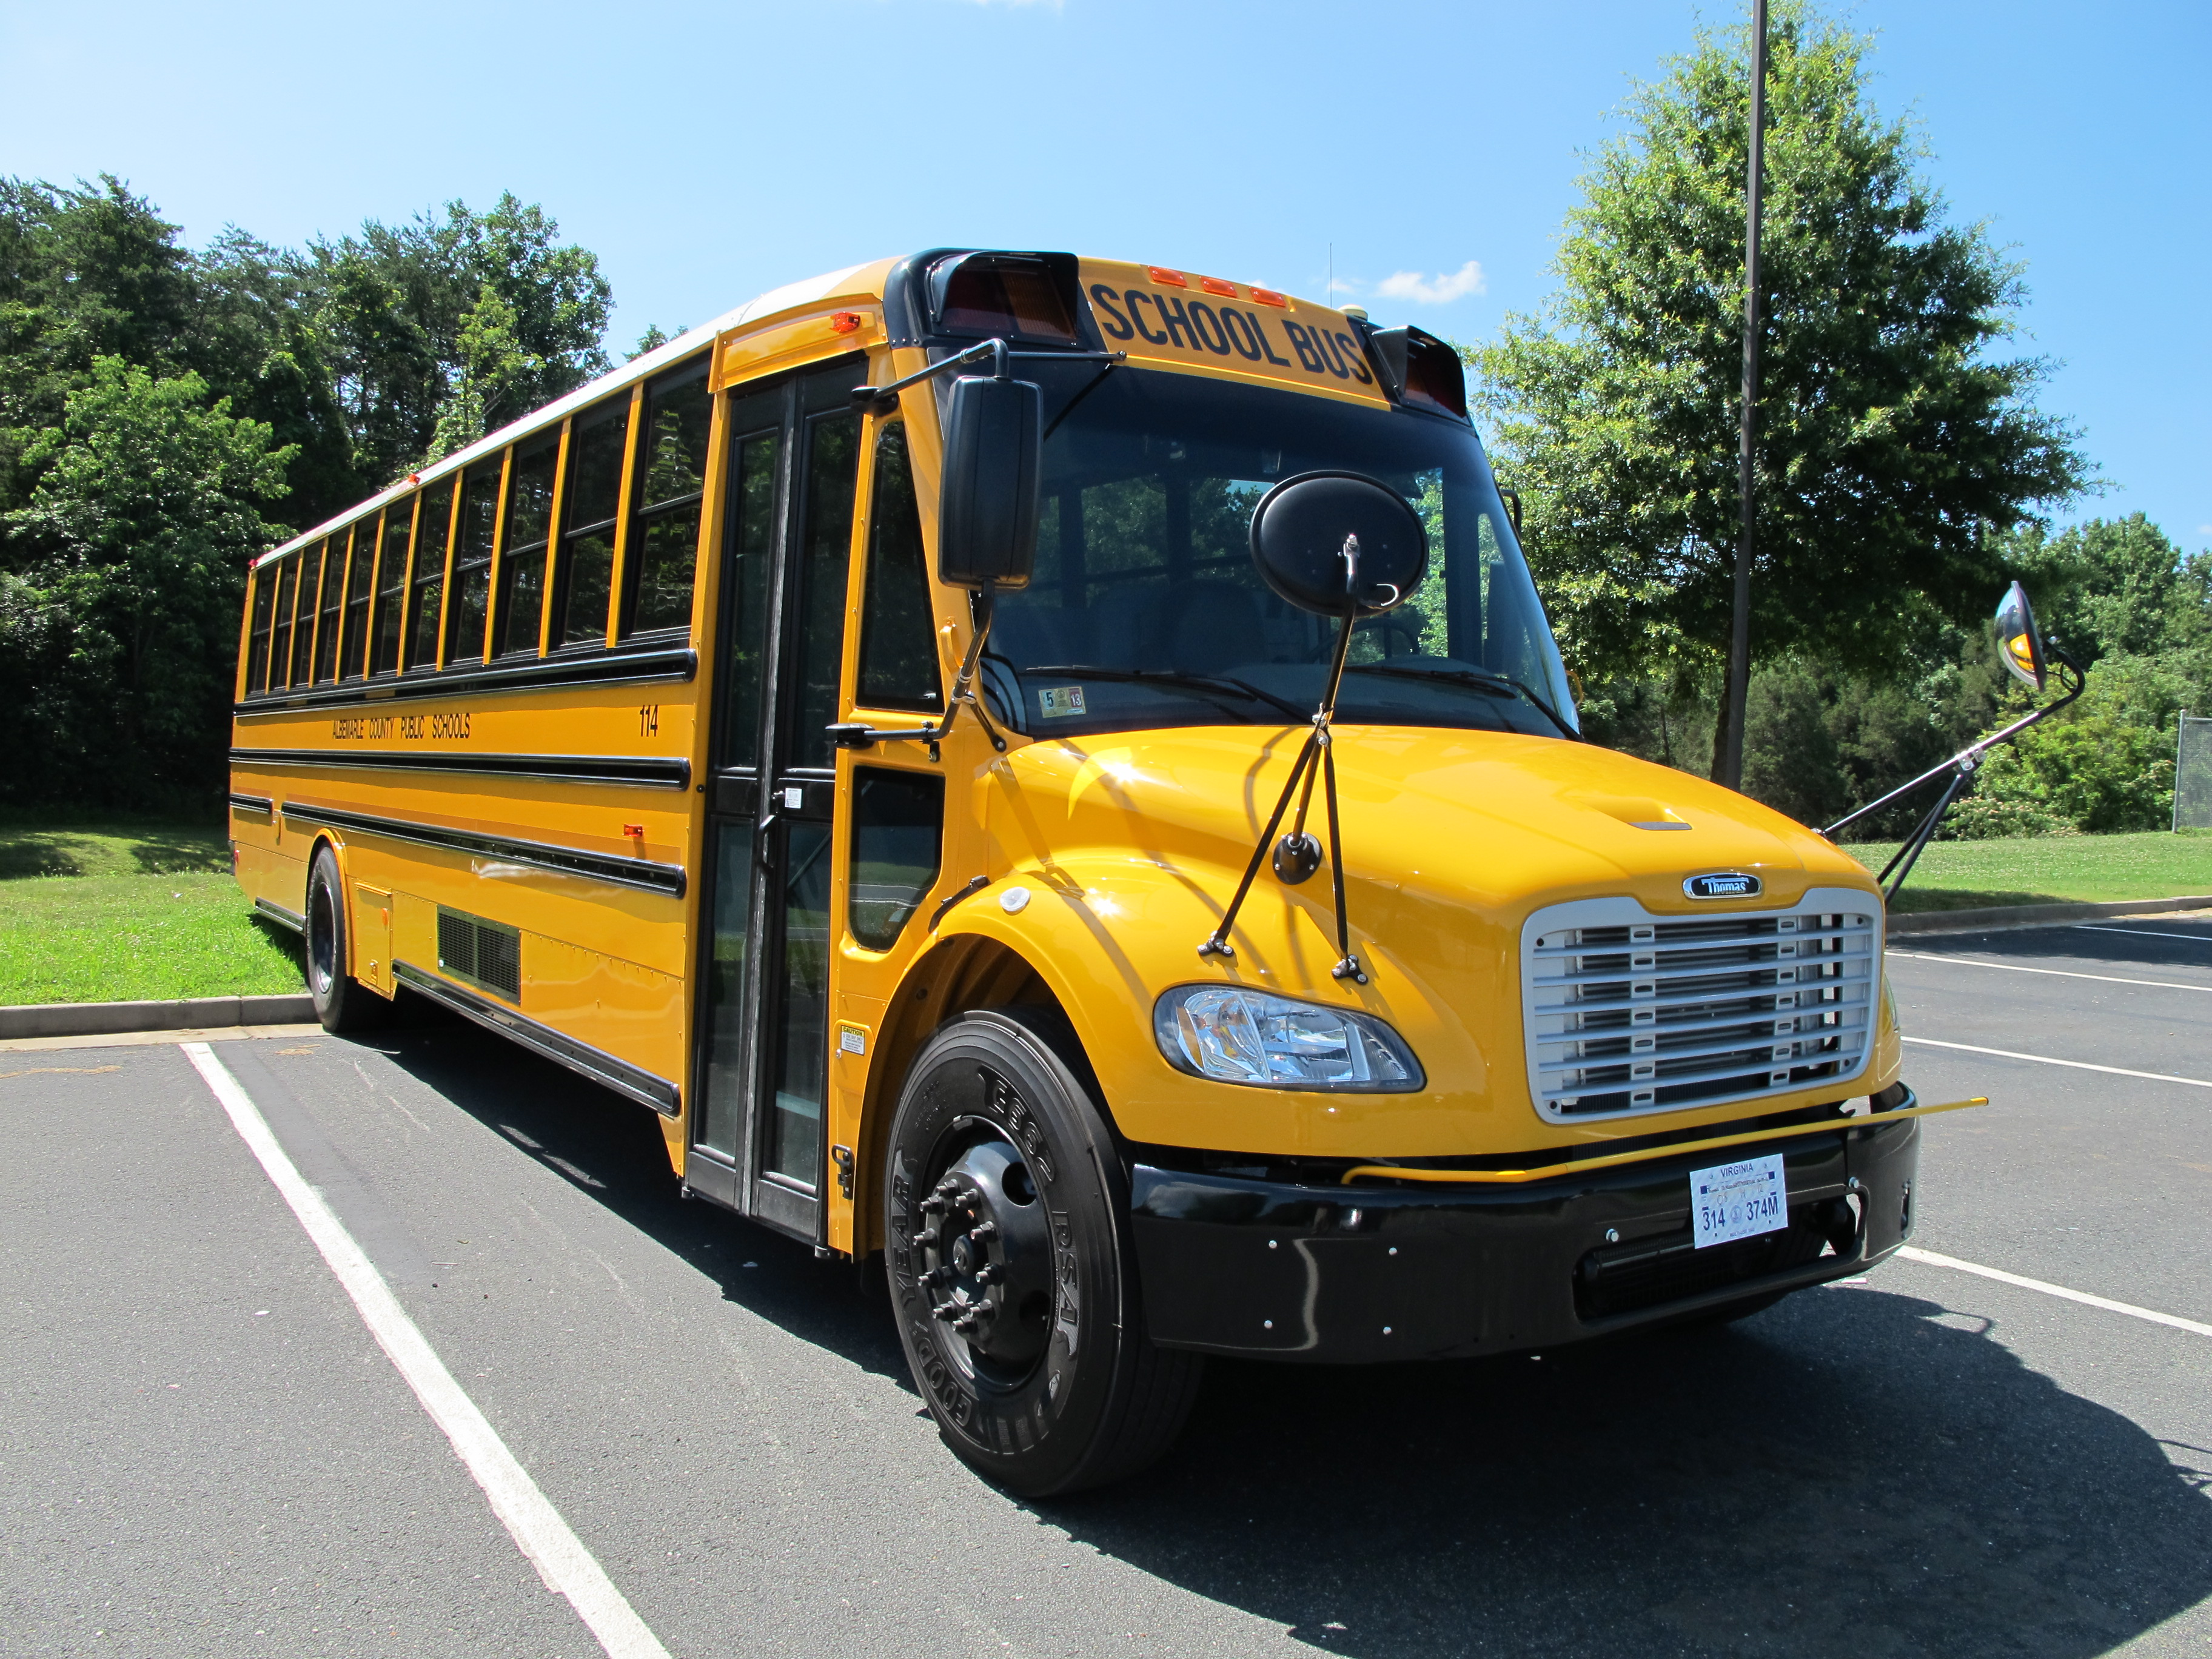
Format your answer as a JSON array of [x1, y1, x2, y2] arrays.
[[851, 341, 1124, 415], [1819, 650, 2085, 898], [1199, 585, 1370, 984], [827, 592, 1005, 761]]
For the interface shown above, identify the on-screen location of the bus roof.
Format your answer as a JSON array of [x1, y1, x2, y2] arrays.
[[253, 250, 1366, 568]]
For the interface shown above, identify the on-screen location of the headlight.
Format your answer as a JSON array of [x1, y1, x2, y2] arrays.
[[1153, 985, 1424, 1092]]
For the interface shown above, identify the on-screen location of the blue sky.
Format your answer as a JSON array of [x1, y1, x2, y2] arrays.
[[4, 0, 2203, 548]]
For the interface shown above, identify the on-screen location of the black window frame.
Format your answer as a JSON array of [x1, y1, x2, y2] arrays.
[[622, 352, 713, 642], [370, 496, 414, 678], [551, 393, 633, 652], [314, 534, 347, 683], [246, 565, 277, 694], [856, 419, 943, 716], [446, 458, 503, 667], [495, 433, 560, 660], [406, 477, 455, 672], [339, 513, 380, 682]]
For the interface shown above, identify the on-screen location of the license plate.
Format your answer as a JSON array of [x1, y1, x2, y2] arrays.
[[1690, 1152, 1788, 1248]]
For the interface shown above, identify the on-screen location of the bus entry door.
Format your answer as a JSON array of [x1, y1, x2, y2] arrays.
[[689, 355, 864, 1242]]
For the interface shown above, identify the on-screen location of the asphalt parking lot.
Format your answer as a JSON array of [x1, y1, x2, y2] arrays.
[[4, 916, 2209, 1658]]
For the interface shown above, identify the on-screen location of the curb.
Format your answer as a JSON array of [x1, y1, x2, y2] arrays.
[[1888, 894, 2212, 937], [0, 994, 317, 1041]]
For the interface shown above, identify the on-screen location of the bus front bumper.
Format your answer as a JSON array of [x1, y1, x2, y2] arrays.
[[1130, 1111, 1920, 1363]]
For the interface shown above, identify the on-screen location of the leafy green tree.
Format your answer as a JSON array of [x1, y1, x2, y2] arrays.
[[302, 193, 612, 481], [1473, 1, 2087, 778], [0, 358, 294, 805]]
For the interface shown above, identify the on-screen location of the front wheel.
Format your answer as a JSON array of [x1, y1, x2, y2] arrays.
[[304, 844, 386, 1035], [884, 1010, 1202, 1496]]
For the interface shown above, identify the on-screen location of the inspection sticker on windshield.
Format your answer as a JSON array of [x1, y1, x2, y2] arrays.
[[1037, 686, 1087, 719], [1689, 1152, 1788, 1249]]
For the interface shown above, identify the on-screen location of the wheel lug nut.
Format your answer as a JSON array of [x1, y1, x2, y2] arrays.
[[931, 1300, 957, 1321], [974, 1263, 1002, 1285], [919, 1196, 947, 1215], [911, 1226, 939, 1248], [970, 1221, 998, 1243]]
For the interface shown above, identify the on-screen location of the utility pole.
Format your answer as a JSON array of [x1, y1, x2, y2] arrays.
[[1715, 0, 1768, 789]]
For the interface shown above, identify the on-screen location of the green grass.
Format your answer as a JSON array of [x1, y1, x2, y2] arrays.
[[1840, 828, 2212, 913], [0, 817, 304, 1005]]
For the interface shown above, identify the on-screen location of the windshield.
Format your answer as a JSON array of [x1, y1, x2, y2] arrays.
[[979, 364, 1577, 742]]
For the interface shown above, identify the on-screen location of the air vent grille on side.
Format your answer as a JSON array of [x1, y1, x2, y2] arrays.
[[437, 906, 521, 1003]]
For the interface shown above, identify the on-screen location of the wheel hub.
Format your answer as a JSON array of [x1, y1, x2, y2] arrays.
[[911, 1136, 1051, 1376]]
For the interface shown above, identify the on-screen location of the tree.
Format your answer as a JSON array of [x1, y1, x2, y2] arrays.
[[301, 193, 613, 481], [0, 358, 294, 806], [1473, 0, 2088, 779]]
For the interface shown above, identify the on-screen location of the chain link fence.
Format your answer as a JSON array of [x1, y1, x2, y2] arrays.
[[2176, 713, 2212, 830]]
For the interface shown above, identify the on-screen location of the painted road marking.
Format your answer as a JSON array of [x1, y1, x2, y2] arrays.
[[1895, 1246, 2212, 1339], [2075, 923, 2212, 945], [1901, 1034, 2212, 1090], [180, 1042, 671, 1659], [1887, 951, 2212, 994]]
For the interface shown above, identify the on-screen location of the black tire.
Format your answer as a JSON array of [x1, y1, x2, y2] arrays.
[[304, 844, 386, 1035], [884, 1008, 1203, 1496]]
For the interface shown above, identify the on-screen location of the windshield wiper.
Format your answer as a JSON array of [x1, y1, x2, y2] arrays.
[[1017, 664, 1309, 720], [1341, 663, 1578, 738]]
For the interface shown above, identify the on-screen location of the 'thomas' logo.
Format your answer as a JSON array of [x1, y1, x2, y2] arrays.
[[1684, 871, 1762, 900]]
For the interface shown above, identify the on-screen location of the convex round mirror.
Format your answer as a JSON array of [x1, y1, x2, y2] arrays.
[[1248, 471, 1427, 617], [1994, 580, 2048, 691]]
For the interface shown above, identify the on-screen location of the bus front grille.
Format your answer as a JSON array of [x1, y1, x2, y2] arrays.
[[1521, 891, 1877, 1122]]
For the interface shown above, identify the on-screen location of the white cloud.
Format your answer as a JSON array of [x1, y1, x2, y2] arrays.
[[2199, 523, 2212, 537], [1372, 260, 1487, 306]]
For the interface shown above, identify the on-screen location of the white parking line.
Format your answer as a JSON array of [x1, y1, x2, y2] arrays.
[[1900, 1034, 2212, 1090], [1895, 1246, 2212, 1339], [181, 1042, 671, 1659], [2076, 923, 2212, 945], [1886, 950, 2212, 994]]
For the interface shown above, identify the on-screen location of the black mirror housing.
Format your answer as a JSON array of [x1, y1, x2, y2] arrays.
[[937, 375, 1041, 591], [1248, 471, 1427, 617]]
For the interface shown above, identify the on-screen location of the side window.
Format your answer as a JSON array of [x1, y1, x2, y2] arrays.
[[857, 422, 942, 714], [717, 386, 784, 773], [371, 497, 412, 676], [554, 394, 631, 648], [340, 514, 378, 680], [272, 555, 301, 691], [626, 355, 711, 637], [407, 477, 454, 671], [246, 566, 276, 694], [315, 534, 347, 682], [497, 435, 557, 658], [446, 460, 501, 665], [787, 396, 862, 769], [297, 542, 329, 685], [847, 768, 945, 950]]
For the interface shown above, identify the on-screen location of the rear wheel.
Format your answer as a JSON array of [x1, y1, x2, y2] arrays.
[[884, 1009, 1202, 1496], [304, 845, 385, 1035]]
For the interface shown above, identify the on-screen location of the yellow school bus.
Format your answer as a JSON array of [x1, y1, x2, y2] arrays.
[[230, 247, 1940, 1495]]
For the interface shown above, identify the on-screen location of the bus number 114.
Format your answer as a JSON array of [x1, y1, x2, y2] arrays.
[[638, 705, 659, 737]]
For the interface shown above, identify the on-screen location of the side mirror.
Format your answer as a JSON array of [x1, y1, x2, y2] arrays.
[[937, 374, 1041, 591], [1994, 580, 2048, 691], [1248, 471, 1427, 617]]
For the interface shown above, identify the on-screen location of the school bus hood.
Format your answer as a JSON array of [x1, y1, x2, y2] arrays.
[[993, 724, 1876, 924]]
